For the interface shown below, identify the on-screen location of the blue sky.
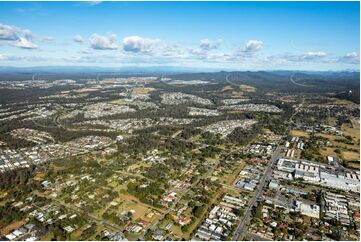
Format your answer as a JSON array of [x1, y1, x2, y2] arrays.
[[0, 1, 359, 70]]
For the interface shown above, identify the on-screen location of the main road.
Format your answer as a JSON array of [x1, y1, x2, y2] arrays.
[[232, 96, 303, 240], [232, 146, 282, 240]]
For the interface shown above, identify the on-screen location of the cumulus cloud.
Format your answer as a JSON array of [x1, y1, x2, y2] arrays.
[[199, 39, 221, 50], [90, 34, 118, 50], [344, 52, 359, 59], [0, 23, 38, 49], [0, 24, 20, 40], [12, 37, 38, 49], [243, 40, 263, 53], [122, 36, 159, 53], [73, 34, 84, 43], [339, 52, 359, 64]]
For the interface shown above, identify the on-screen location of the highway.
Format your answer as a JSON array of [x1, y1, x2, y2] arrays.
[[289, 73, 313, 87]]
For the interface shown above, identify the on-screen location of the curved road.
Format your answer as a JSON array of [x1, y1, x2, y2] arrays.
[[289, 73, 314, 87]]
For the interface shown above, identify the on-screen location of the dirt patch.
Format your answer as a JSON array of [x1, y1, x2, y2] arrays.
[[239, 84, 256, 93], [222, 85, 234, 91], [0, 219, 27, 235]]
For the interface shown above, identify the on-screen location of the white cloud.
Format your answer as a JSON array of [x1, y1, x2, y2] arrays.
[[305, 51, 327, 57], [12, 37, 38, 49], [344, 52, 359, 58], [278, 51, 328, 63], [199, 39, 221, 50], [73, 35, 84, 43], [243, 40, 263, 53], [90, 34, 118, 50], [122, 36, 159, 53], [0, 24, 21, 40], [0, 23, 39, 49], [340, 52, 359, 64]]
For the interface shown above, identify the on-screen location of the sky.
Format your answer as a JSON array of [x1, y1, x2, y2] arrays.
[[0, 1, 359, 71]]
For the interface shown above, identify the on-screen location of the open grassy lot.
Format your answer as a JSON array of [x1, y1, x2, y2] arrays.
[[110, 99, 128, 105], [326, 98, 357, 106], [341, 123, 360, 141], [132, 87, 153, 95], [231, 91, 246, 98], [315, 133, 359, 151], [342, 151, 359, 161], [319, 147, 338, 158], [289, 130, 310, 138]]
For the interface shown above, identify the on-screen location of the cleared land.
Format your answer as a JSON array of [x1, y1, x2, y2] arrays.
[[289, 130, 310, 138], [132, 87, 153, 95], [110, 99, 128, 105], [239, 84, 256, 93]]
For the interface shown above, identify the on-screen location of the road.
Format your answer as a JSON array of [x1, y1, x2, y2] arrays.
[[289, 73, 313, 87], [232, 101, 303, 240], [232, 146, 282, 240], [225, 74, 240, 89]]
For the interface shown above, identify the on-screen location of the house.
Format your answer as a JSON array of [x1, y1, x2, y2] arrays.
[[179, 217, 191, 226], [152, 229, 165, 241]]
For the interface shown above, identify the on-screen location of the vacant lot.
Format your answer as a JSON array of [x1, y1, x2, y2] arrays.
[[239, 84, 256, 92], [132, 87, 153, 95], [342, 151, 359, 161], [319, 147, 338, 158], [289, 130, 310, 138], [110, 99, 128, 105], [0, 219, 26, 235]]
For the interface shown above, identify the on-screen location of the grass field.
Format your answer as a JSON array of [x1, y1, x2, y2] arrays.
[[319, 147, 338, 158], [231, 91, 245, 98], [289, 130, 310, 138], [341, 123, 360, 141], [326, 98, 356, 106], [132, 87, 153, 95], [110, 99, 128, 105], [342, 151, 359, 161]]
